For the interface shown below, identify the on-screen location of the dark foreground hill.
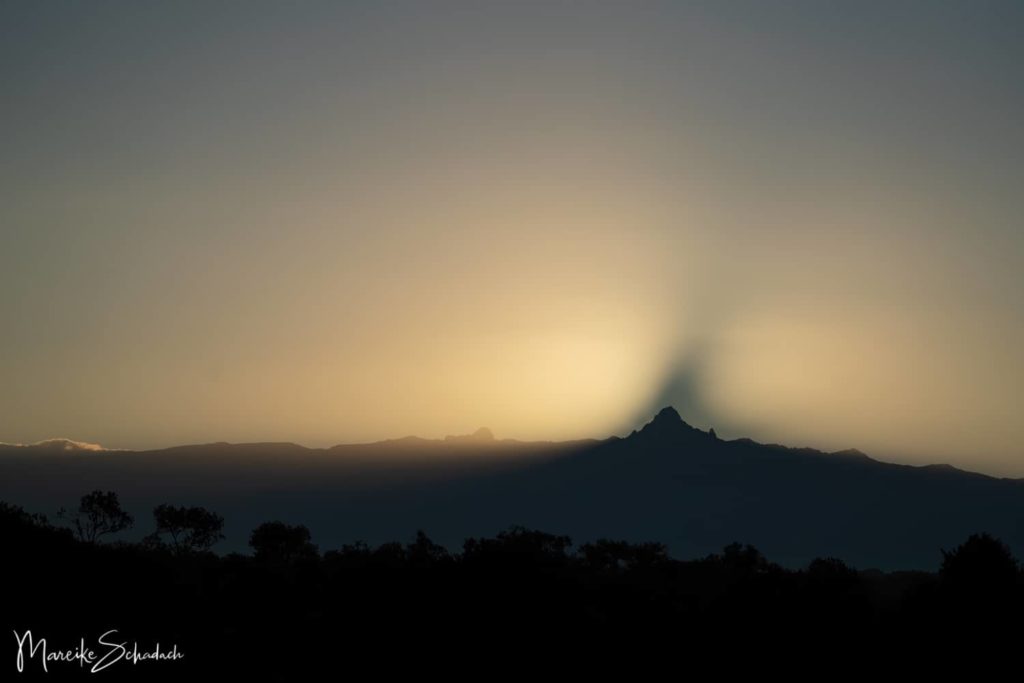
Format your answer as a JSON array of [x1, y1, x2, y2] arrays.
[[2, 407, 1022, 568], [2, 502, 1021, 678]]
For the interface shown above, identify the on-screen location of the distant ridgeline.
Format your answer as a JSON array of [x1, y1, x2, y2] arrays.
[[1, 406, 1023, 569]]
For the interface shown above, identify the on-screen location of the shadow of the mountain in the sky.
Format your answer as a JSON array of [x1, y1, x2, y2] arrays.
[[1, 406, 1021, 569]]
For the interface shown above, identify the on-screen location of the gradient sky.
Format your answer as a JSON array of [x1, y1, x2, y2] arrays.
[[2, 1, 1023, 474]]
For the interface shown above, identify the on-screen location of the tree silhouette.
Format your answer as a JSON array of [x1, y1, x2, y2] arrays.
[[940, 532, 1019, 591], [807, 557, 858, 580], [463, 526, 572, 568], [717, 542, 771, 574], [804, 557, 863, 602], [146, 504, 225, 554], [249, 521, 318, 562], [9, 494, 1024, 674], [59, 490, 133, 543], [406, 529, 450, 568]]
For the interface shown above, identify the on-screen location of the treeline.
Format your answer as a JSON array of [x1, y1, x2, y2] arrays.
[[3, 492, 1023, 677]]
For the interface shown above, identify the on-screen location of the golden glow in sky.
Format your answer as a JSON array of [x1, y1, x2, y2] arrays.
[[2, 2, 1023, 474]]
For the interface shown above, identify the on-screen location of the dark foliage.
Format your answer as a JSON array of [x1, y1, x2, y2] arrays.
[[249, 520, 318, 563], [146, 504, 225, 554], [58, 489, 133, 543], [3, 498, 1022, 679]]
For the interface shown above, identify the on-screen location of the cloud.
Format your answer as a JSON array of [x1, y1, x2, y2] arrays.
[[0, 438, 109, 452]]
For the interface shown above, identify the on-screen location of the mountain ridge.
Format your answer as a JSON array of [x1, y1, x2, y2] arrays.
[[0, 406, 1014, 481], [2, 406, 1022, 568]]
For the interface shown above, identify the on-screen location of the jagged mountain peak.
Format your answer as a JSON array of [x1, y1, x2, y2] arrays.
[[630, 406, 705, 440]]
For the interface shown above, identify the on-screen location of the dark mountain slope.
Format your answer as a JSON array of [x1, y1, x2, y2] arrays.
[[1, 407, 1020, 568]]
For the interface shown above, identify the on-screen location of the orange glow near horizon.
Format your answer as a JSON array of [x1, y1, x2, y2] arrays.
[[2, 3, 1024, 475]]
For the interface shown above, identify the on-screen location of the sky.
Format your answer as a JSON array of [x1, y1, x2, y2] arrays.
[[2, 1, 1023, 474]]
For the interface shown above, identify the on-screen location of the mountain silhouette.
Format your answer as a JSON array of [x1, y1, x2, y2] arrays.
[[1, 407, 1021, 568], [629, 405, 708, 443]]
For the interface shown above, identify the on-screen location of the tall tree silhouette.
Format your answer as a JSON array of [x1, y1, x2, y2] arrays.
[[59, 490, 133, 543]]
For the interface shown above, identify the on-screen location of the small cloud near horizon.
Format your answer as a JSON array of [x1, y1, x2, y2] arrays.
[[0, 438, 110, 452]]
